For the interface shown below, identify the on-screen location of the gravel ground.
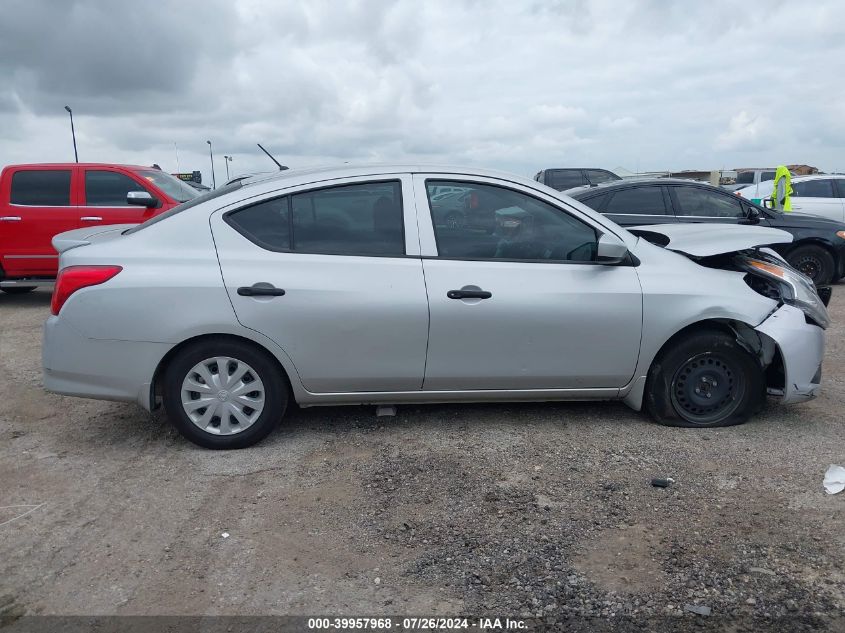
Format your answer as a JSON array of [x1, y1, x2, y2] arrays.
[[1, 287, 844, 632]]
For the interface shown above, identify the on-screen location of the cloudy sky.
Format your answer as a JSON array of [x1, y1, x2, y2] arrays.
[[1, 0, 844, 184]]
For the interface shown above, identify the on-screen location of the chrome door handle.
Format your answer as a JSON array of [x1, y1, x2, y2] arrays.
[[0, 216, 21, 222], [80, 216, 103, 221]]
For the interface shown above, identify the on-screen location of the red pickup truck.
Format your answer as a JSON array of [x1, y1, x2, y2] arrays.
[[0, 163, 198, 293]]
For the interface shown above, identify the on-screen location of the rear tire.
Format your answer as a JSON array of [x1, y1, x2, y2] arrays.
[[645, 330, 764, 428], [1, 286, 36, 294], [163, 339, 288, 449], [786, 244, 835, 285]]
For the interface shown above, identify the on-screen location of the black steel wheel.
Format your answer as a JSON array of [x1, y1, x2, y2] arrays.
[[669, 353, 745, 425], [786, 244, 835, 285], [646, 329, 764, 428]]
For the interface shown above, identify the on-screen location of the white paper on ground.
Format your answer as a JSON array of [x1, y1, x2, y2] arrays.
[[823, 465, 845, 495]]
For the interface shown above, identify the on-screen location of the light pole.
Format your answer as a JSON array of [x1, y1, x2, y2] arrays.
[[64, 106, 78, 163], [223, 155, 232, 181], [206, 140, 216, 189]]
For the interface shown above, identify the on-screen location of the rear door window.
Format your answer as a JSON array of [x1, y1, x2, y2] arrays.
[[604, 187, 667, 215], [226, 181, 405, 257], [291, 181, 404, 255], [673, 186, 744, 218], [792, 179, 835, 198], [545, 170, 586, 190], [10, 170, 72, 206], [85, 170, 150, 206]]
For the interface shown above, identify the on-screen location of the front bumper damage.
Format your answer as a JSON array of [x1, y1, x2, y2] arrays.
[[752, 304, 825, 404]]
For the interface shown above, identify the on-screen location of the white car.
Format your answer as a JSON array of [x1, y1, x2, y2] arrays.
[[42, 165, 829, 449], [737, 175, 845, 222]]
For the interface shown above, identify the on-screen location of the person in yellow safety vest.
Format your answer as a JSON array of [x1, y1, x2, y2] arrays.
[[771, 165, 793, 212]]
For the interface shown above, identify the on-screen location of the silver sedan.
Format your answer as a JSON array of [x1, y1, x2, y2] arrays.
[[43, 165, 829, 448]]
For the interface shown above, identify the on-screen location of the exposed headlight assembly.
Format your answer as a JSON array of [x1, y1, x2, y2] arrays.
[[739, 255, 830, 329]]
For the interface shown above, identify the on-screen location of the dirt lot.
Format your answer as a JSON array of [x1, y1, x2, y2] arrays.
[[2, 287, 845, 631]]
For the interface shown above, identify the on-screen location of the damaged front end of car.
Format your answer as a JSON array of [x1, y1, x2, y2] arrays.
[[723, 250, 828, 403], [628, 223, 829, 407]]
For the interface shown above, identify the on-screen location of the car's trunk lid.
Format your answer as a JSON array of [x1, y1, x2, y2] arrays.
[[52, 224, 137, 254]]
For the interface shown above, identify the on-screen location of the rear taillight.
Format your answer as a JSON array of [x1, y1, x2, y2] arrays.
[[51, 265, 122, 315]]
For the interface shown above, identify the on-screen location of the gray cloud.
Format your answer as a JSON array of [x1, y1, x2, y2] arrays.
[[1, 0, 844, 181]]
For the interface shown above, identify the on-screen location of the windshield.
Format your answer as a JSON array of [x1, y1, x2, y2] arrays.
[[137, 169, 200, 203], [736, 172, 755, 184]]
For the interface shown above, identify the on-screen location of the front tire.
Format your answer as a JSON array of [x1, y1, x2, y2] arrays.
[[163, 339, 288, 449], [645, 330, 764, 428], [786, 244, 835, 285]]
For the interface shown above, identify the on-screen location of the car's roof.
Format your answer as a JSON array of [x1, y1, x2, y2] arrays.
[[6, 162, 154, 170], [788, 174, 844, 181], [238, 163, 541, 189], [567, 177, 715, 197]]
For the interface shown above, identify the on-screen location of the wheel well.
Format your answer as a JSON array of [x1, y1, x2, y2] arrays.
[[649, 318, 784, 389], [150, 333, 292, 410], [651, 320, 735, 367], [786, 239, 837, 261]]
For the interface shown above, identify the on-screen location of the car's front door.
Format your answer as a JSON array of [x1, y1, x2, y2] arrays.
[[210, 176, 429, 393], [414, 175, 643, 391], [668, 184, 747, 225], [80, 168, 160, 226], [790, 179, 844, 222], [0, 167, 78, 277]]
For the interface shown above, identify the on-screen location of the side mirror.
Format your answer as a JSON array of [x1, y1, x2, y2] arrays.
[[744, 206, 761, 224], [762, 197, 774, 209], [596, 233, 629, 265], [127, 191, 159, 208]]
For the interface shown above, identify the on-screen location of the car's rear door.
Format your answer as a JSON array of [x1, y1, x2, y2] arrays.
[[414, 174, 642, 391], [594, 184, 675, 227], [210, 175, 429, 393], [0, 166, 78, 277], [791, 179, 844, 222], [80, 167, 160, 226]]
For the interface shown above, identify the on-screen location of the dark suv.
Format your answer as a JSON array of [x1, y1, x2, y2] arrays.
[[534, 168, 621, 191], [568, 178, 845, 285]]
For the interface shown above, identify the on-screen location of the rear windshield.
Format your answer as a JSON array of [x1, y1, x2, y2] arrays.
[[137, 169, 199, 203], [123, 181, 242, 235]]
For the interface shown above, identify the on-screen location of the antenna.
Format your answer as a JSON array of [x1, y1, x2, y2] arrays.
[[257, 143, 288, 171]]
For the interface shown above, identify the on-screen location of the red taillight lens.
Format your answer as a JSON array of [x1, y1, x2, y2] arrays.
[[51, 265, 122, 315]]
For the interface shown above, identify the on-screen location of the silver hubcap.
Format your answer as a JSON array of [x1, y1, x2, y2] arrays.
[[180, 356, 265, 435]]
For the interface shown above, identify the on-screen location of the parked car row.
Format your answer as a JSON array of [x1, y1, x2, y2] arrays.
[[40, 165, 829, 449]]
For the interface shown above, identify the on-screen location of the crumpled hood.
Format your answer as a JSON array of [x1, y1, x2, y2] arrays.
[[52, 224, 137, 254], [628, 223, 792, 257]]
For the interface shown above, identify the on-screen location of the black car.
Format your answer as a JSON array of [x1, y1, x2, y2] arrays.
[[568, 178, 845, 284], [534, 168, 621, 191]]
